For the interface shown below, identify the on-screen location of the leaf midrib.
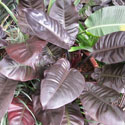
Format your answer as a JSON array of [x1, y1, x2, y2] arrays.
[[86, 23, 125, 31], [46, 68, 71, 108], [92, 44, 125, 54]]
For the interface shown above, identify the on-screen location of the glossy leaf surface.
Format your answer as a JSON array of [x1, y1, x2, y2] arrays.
[[18, 0, 44, 34], [80, 82, 125, 125], [92, 31, 125, 64], [6, 37, 47, 68], [33, 94, 64, 125], [0, 56, 37, 81], [0, 74, 17, 120], [92, 64, 125, 93], [40, 58, 85, 109], [85, 6, 125, 36], [50, 0, 79, 40], [8, 98, 35, 125], [24, 9, 74, 49], [61, 103, 84, 125]]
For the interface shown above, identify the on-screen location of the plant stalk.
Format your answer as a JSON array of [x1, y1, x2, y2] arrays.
[[0, 0, 18, 24]]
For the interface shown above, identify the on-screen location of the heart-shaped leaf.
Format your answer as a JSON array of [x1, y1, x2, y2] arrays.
[[61, 103, 84, 125], [0, 56, 37, 81], [32, 94, 64, 125], [6, 37, 47, 68], [92, 31, 125, 64], [49, 0, 79, 40], [80, 82, 125, 125], [85, 6, 125, 36], [40, 58, 85, 109], [24, 9, 74, 49], [91, 64, 125, 93], [18, 0, 45, 34], [8, 98, 35, 125], [0, 74, 18, 120]]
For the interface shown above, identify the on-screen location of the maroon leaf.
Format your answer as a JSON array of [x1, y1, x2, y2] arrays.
[[0, 74, 17, 120], [0, 56, 37, 81], [18, 0, 45, 34], [8, 98, 35, 125], [61, 103, 84, 125], [92, 31, 125, 64], [24, 9, 74, 49], [91, 64, 125, 93], [80, 82, 125, 125], [6, 37, 47, 68], [32, 94, 64, 125], [49, 0, 79, 41], [40, 58, 85, 109]]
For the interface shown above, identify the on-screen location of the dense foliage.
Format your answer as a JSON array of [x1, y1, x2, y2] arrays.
[[0, 0, 125, 125]]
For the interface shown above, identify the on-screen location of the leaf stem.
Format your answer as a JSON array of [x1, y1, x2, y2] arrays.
[[0, 0, 18, 24]]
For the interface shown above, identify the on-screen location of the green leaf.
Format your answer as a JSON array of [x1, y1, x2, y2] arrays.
[[74, 0, 80, 6], [85, 6, 125, 36]]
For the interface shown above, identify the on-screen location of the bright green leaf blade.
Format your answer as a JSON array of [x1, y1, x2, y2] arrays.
[[85, 6, 125, 36]]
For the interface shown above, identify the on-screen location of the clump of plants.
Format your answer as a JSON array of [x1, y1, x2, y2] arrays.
[[0, 0, 125, 125]]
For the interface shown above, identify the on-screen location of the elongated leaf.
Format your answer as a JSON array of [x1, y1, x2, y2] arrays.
[[49, 0, 79, 40], [40, 58, 85, 109], [6, 37, 47, 68], [92, 31, 125, 64], [24, 9, 74, 49], [80, 82, 125, 125], [18, 0, 44, 34], [91, 64, 125, 93], [32, 94, 64, 125], [85, 6, 125, 36], [0, 74, 17, 121], [8, 98, 35, 125], [61, 103, 84, 125], [0, 56, 37, 81]]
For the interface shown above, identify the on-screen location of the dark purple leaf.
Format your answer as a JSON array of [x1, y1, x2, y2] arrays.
[[91, 64, 125, 93], [49, 0, 79, 41], [0, 74, 17, 120], [8, 98, 35, 125], [40, 58, 85, 109], [61, 103, 84, 125], [92, 31, 125, 64], [32, 94, 64, 125], [80, 82, 125, 125], [6, 36, 47, 68], [24, 9, 74, 49], [0, 56, 37, 81], [18, 0, 44, 34]]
